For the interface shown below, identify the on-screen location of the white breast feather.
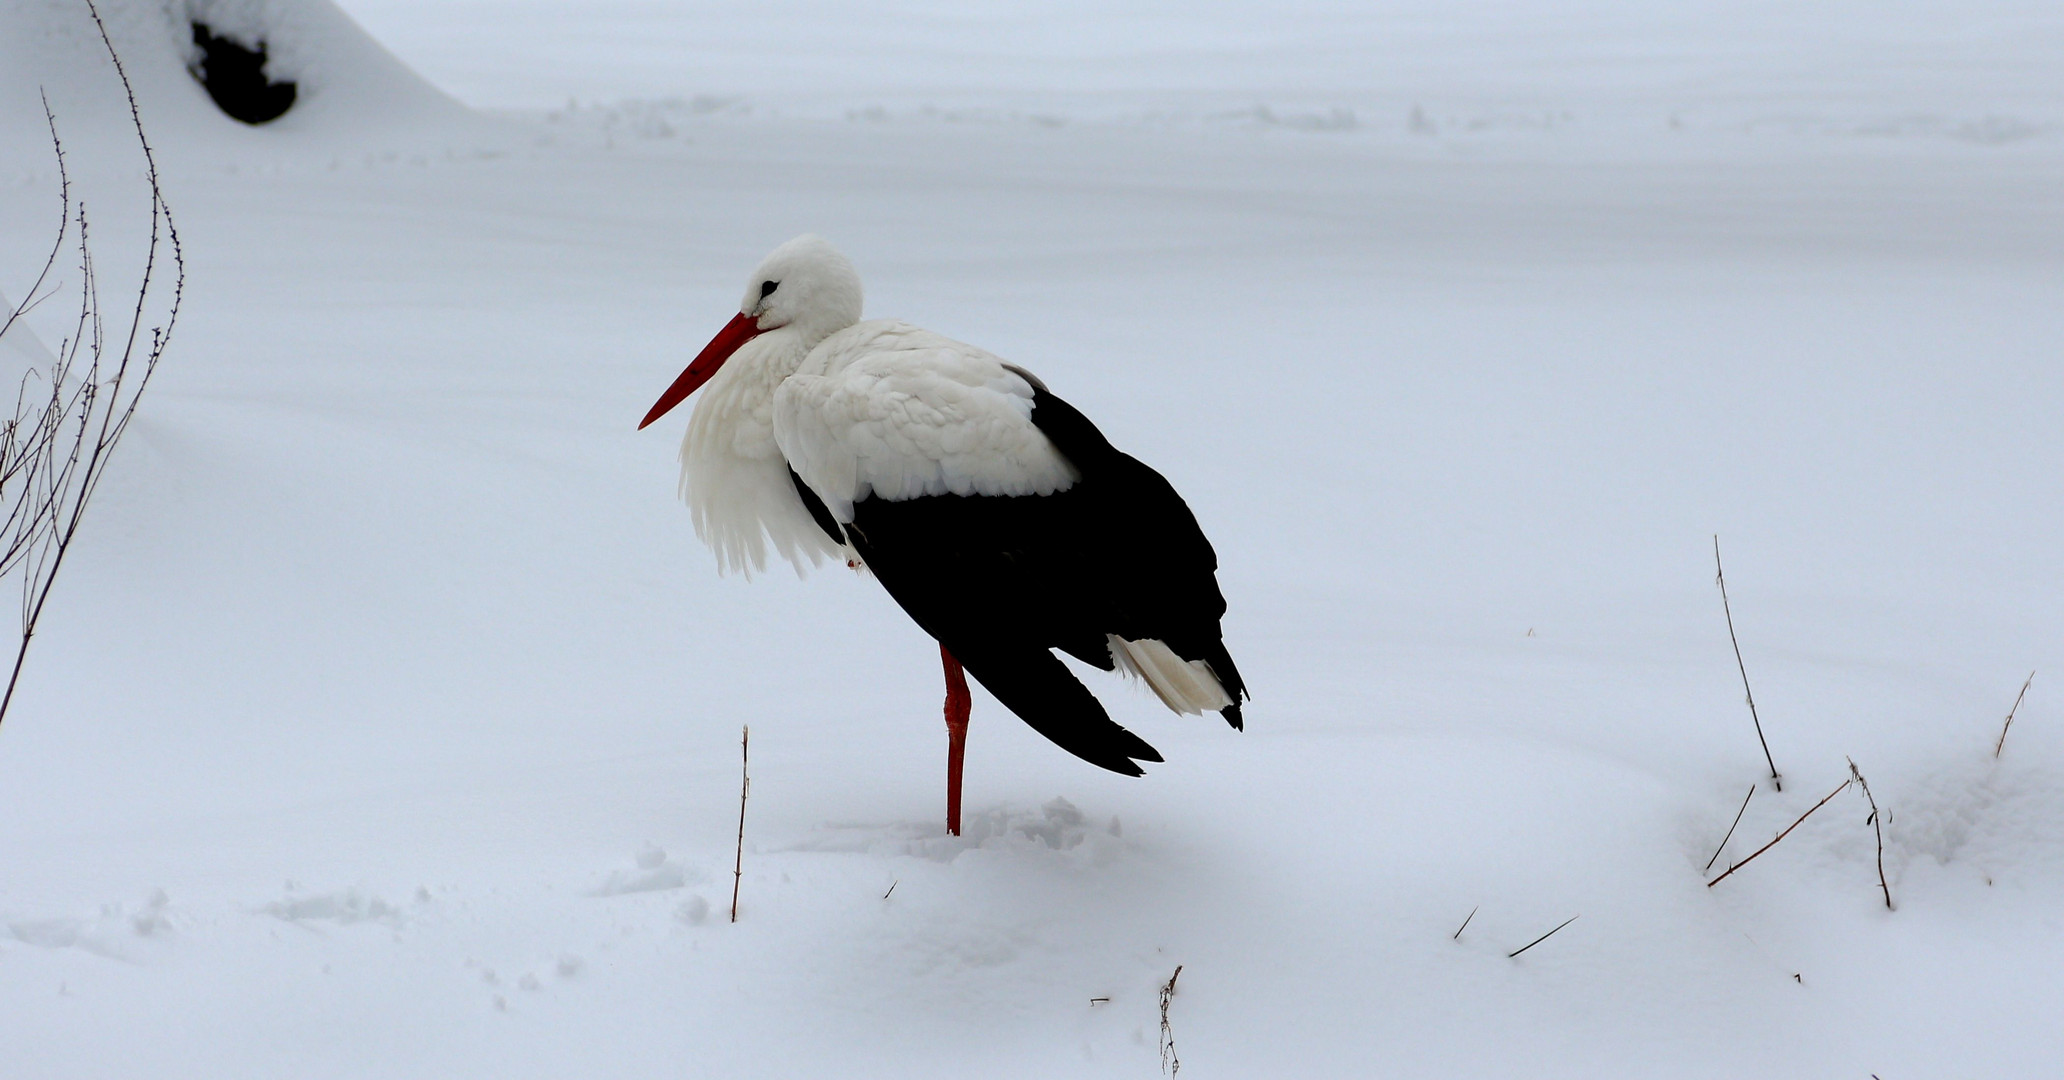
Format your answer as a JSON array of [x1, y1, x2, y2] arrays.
[[680, 336, 845, 577], [773, 321, 1079, 522]]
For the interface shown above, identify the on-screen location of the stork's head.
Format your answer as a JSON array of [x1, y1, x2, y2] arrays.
[[639, 234, 863, 429], [740, 234, 863, 342]]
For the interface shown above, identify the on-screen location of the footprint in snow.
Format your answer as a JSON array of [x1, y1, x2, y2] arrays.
[[591, 843, 708, 896], [260, 885, 407, 928], [785, 797, 1128, 863], [6, 890, 175, 960]]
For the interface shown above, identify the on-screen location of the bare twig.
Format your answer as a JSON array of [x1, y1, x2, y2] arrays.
[[1708, 776, 1852, 888], [1715, 536, 1780, 790], [1848, 758, 1892, 910], [1704, 784, 1757, 872], [1994, 670, 2035, 758], [0, 0, 183, 732], [730, 724, 748, 923], [881, 880, 896, 900], [1452, 905, 1478, 940], [1158, 964, 1183, 1076], [1507, 915, 1578, 959], [0, 94, 71, 349]]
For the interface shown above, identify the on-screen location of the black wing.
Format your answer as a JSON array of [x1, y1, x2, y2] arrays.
[[1021, 385, 1247, 727], [826, 384, 1244, 776]]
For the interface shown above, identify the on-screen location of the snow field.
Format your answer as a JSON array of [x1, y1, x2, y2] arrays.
[[1, 1, 2061, 1076]]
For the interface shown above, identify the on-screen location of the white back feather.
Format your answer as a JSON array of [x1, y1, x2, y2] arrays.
[[774, 321, 1079, 522]]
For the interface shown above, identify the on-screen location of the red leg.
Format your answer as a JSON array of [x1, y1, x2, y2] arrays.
[[941, 644, 971, 836]]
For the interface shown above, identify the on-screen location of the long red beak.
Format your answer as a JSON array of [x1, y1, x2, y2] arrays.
[[638, 312, 765, 429]]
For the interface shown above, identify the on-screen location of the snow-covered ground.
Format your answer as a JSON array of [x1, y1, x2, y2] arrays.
[[2, 1, 2061, 1076]]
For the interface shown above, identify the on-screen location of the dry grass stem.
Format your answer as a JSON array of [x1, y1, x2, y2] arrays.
[[1452, 905, 1478, 940], [1707, 776, 1852, 888], [1714, 536, 1781, 790], [1848, 758, 1893, 910], [1994, 670, 2035, 758], [1507, 915, 1578, 959], [731, 724, 749, 923], [1704, 784, 1758, 872], [1158, 964, 1183, 1076]]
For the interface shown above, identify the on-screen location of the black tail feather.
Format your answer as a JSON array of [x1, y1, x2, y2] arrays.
[[951, 642, 1162, 775]]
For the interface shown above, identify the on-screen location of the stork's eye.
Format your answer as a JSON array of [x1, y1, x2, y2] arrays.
[[760, 280, 778, 298]]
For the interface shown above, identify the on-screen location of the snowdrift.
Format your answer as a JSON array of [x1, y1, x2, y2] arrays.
[[0, 0, 476, 165]]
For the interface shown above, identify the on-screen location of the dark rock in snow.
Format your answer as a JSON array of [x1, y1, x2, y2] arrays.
[[188, 22, 296, 125]]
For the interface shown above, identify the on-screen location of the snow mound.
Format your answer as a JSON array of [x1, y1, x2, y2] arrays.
[[0, 0, 476, 166], [1894, 753, 2064, 885]]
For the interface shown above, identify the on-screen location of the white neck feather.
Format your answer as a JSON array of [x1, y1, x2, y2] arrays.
[[679, 327, 843, 576]]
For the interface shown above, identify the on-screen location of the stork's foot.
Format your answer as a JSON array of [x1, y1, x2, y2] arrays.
[[942, 644, 971, 836]]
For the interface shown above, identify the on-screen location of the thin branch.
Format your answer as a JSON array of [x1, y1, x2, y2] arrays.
[[92, 0, 183, 384], [1704, 784, 1757, 872], [67, 0, 184, 514], [1452, 905, 1478, 941], [1158, 965, 1183, 1076], [1994, 670, 2036, 758], [1715, 536, 1780, 790], [1507, 915, 1578, 959], [730, 724, 749, 923], [1848, 758, 1893, 910], [1708, 776, 1852, 888], [0, 0, 183, 731], [0, 95, 71, 347]]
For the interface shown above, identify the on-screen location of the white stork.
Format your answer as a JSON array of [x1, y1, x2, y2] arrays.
[[639, 235, 1245, 835]]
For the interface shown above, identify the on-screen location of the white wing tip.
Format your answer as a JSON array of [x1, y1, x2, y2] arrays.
[[1108, 635, 1233, 715]]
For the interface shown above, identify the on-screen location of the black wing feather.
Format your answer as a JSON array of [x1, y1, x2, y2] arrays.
[[790, 466, 844, 544]]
